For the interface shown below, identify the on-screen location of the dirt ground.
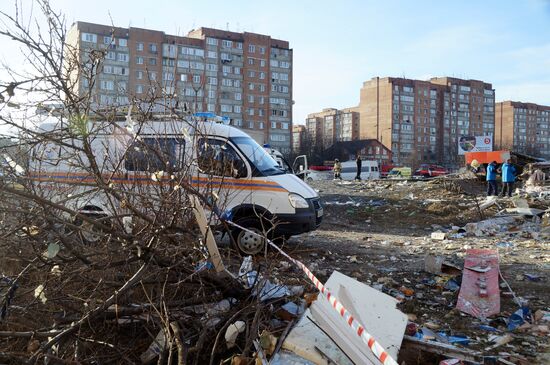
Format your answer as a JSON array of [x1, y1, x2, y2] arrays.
[[275, 178, 550, 363]]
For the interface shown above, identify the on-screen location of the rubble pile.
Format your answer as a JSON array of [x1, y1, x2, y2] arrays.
[[286, 178, 550, 364]]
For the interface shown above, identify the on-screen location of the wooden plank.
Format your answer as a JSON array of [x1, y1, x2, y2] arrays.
[[400, 335, 483, 363], [190, 195, 225, 273]]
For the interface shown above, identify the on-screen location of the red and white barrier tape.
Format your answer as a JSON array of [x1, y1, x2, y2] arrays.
[[224, 220, 398, 365]]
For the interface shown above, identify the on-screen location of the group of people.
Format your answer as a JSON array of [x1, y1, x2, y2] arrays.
[[486, 159, 517, 197], [333, 156, 363, 181]]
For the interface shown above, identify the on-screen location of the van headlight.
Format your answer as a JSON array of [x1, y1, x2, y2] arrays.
[[288, 193, 309, 209]]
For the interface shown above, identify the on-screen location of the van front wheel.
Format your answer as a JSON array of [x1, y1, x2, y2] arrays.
[[231, 218, 269, 255]]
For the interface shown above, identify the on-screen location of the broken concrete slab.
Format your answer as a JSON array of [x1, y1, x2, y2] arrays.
[[282, 309, 354, 365], [309, 271, 407, 365]]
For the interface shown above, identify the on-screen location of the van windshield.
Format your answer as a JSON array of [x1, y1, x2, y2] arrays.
[[230, 136, 285, 176]]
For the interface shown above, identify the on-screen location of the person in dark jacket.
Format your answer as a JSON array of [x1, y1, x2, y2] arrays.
[[499, 159, 516, 197], [355, 156, 362, 180], [486, 161, 498, 196]]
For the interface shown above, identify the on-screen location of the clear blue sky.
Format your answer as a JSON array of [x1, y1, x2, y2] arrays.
[[1, 0, 549, 124]]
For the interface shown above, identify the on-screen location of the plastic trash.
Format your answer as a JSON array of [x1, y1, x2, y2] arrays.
[[507, 307, 531, 331]]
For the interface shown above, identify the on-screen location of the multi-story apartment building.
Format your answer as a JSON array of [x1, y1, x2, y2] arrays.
[[305, 107, 360, 148], [66, 22, 293, 153], [357, 77, 495, 167], [495, 101, 550, 158], [292, 125, 306, 152]]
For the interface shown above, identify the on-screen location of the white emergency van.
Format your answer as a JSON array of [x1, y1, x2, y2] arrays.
[[29, 119, 323, 254], [340, 159, 380, 180]]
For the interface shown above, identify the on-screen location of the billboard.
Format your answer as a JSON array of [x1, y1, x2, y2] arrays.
[[458, 135, 493, 155]]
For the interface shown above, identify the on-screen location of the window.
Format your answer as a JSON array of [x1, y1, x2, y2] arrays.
[[222, 40, 232, 48], [279, 73, 289, 81], [258, 109, 264, 117], [248, 108, 254, 116], [259, 122, 264, 129], [259, 84, 265, 92], [271, 121, 277, 128], [248, 70, 256, 78], [190, 62, 204, 70], [270, 59, 279, 67], [136, 70, 144, 79], [179, 74, 187, 82], [106, 51, 116, 60], [137, 42, 144, 51], [207, 50, 217, 58], [125, 138, 185, 172], [206, 37, 218, 46], [119, 39, 127, 47], [114, 66, 127, 75], [260, 59, 266, 67], [249, 83, 254, 90], [248, 44, 256, 53], [100, 80, 114, 90], [220, 52, 231, 61], [236, 42, 243, 49], [259, 97, 264, 104], [280, 61, 290, 68], [206, 63, 218, 71], [222, 79, 232, 87], [234, 105, 241, 113], [193, 75, 201, 84], [270, 134, 286, 142], [208, 77, 217, 85], [197, 138, 246, 177], [234, 67, 241, 75], [103, 65, 114, 74], [234, 80, 241, 87], [235, 92, 242, 101], [163, 72, 174, 81], [136, 84, 143, 94], [208, 90, 216, 99], [81, 33, 97, 43], [103, 36, 112, 45], [221, 104, 232, 113], [177, 60, 190, 68], [259, 72, 265, 79], [282, 122, 289, 129], [148, 71, 157, 81], [248, 58, 254, 65], [223, 65, 231, 74], [259, 46, 265, 54], [149, 43, 157, 52], [136, 56, 144, 64], [148, 57, 157, 65], [248, 95, 254, 103]]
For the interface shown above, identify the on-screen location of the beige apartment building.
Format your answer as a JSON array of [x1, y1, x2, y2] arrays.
[[66, 22, 294, 153], [357, 77, 495, 167], [291, 125, 306, 152], [305, 107, 360, 149], [495, 101, 550, 158]]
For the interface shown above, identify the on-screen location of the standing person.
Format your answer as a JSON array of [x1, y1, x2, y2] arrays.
[[486, 161, 498, 196], [333, 158, 342, 180], [499, 159, 516, 197], [355, 156, 362, 180]]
